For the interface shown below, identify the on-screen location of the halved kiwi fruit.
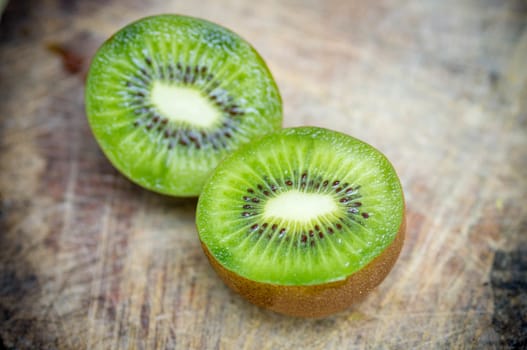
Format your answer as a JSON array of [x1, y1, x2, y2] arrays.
[[85, 15, 282, 196], [196, 127, 405, 318]]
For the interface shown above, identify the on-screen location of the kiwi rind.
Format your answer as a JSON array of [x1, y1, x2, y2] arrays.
[[85, 15, 282, 196], [196, 126, 405, 317], [202, 217, 405, 318]]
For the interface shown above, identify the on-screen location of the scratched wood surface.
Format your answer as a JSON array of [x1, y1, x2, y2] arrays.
[[1, 0, 526, 349]]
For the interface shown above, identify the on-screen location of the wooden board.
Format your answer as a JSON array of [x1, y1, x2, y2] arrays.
[[1, 0, 526, 348]]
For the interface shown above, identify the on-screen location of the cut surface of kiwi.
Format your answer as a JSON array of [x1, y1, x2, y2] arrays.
[[196, 127, 405, 317], [85, 15, 282, 196]]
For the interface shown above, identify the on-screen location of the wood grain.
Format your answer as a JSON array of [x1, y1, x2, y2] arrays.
[[1, 0, 526, 348]]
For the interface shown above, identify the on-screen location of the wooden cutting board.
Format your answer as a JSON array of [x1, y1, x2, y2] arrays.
[[1, 0, 526, 348]]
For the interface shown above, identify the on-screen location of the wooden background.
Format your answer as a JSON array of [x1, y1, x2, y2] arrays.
[[1, 0, 526, 348]]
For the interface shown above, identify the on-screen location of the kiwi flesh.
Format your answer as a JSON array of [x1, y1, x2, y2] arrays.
[[85, 15, 282, 196], [196, 127, 405, 317]]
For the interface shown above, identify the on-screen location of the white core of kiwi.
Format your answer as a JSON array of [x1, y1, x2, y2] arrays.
[[150, 81, 221, 128], [263, 190, 338, 223]]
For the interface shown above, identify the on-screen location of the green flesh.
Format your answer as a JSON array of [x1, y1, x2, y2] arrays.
[[197, 127, 404, 285], [85, 15, 282, 196]]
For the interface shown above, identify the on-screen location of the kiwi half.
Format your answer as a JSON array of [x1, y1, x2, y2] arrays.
[[85, 15, 282, 196], [196, 127, 405, 317]]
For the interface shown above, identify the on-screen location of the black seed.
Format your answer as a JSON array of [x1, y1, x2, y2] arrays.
[[146, 123, 153, 130], [309, 230, 314, 237], [247, 188, 254, 193], [301, 235, 307, 243], [168, 65, 175, 80], [176, 62, 182, 70], [301, 173, 307, 181], [271, 224, 278, 231], [263, 190, 270, 196], [319, 232, 324, 239], [362, 212, 370, 218], [242, 212, 251, 217], [136, 91, 145, 97], [257, 184, 263, 190], [335, 187, 342, 193], [285, 180, 293, 186], [336, 223, 343, 230], [348, 208, 359, 214], [262, 223, 268, 229], [243, 196, 250, 201], [310, 241, 315, 247], [243, 204, 252, 209], [224, 131, 232, 138], [315, 225, 321, 231], [322, 180, 329, 187], [332, 180, 340, 187], [161, 118, 168, 124], [270, 185, 277, 192], [339, 198, 348, 203], [140, 68, 149, 77], [342, 183, 349, 188], [251, 198, 260, 203], [133, 121, 140, 127], [145, 57, 152, 66], [346, 188, 356, 195], [350, 202, 362, 207], [133, 74, 149, 85], [328, 227, 334, 234], [188, 133, 199, 142], [279, 228, 286, 235], [152, 116, 160, 122], [178, 138, 188, 146], [250, 224, 259, 231], [164, 130, 170, 138], [200, 66, 207, 74]]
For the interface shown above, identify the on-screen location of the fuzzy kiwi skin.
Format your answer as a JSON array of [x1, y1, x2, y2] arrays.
[[200, 214, 405, 318]]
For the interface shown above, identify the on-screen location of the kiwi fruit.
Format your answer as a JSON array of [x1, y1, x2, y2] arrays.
[[196, 127, 405, 318], [85, 15, 282, 196]]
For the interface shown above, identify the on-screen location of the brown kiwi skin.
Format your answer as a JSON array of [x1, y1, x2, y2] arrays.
[[200, 212, 405, 318]]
